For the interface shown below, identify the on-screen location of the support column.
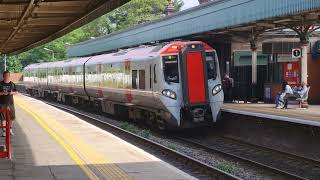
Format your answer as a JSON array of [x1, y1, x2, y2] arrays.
[[251, 47, 258, 85], [286, 24, 320, 84], [300, 42, 308, 84], [250, 36, 258, 102]]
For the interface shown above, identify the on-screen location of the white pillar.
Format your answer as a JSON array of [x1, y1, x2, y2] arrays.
[[300, 43, 308, 84], [226, 61, 230, 75], [251, 48, 258, 84], [4, 54, 6, 71]]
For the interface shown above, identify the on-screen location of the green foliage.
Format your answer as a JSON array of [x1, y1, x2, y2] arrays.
[[119, 121, 150, 138], [216, 160, 238, 174], [2, 0, 184, 72]]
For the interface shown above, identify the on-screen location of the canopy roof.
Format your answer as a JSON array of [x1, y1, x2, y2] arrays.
[[68, 0, 320, 57], [0, 0, 129, 55]]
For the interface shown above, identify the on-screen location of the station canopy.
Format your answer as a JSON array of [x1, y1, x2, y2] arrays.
[[0, 0, 129, 55], [68, 0, 320, 57]]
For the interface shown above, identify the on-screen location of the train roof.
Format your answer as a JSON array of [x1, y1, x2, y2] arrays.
[[86, 45, 158, 65], [23, 41, 215, 69], [49, 57, 89, 68]]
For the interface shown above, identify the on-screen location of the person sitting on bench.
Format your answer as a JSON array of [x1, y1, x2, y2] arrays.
[[293, 81, 308, 98], [276, 81, 296, 109]]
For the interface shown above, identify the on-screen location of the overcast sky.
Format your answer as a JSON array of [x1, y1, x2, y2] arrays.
[[182, 0, 199, 10]]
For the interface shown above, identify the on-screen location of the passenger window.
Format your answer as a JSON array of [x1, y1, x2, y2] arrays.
[[139, 70, 145, 90], [162, 55, 179, 83], [206, 52, 217, 80], [132, 70, 138, 89]]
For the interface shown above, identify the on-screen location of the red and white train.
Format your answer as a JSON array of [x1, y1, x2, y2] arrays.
[[23, 41, 223, 129]]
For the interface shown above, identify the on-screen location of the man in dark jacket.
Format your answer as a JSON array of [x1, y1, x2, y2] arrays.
[[223, 73, 233, 102], [0, 71, 17, 136]]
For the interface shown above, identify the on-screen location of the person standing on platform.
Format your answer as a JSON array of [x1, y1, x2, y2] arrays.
[[0, 71, 17, 136], [223, 73, 234, 102]]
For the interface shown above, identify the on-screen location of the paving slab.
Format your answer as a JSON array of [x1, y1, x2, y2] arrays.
[[0, 94, 196, 180]]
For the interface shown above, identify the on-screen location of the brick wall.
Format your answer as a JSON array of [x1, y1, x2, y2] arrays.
[[307, 54, 320, 104]]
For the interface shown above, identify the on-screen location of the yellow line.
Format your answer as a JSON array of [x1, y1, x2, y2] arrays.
[[17, 103, 99, 180], [16, 96, 131, 180]]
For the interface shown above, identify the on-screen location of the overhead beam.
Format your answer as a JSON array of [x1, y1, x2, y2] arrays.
[[0, 4, 27, 13], [0, 0, 37, 52], [40, 1, 90, 7], [34, 6, 85, 14], [27, 17, 73, 25], [12, 0, 130, 55]]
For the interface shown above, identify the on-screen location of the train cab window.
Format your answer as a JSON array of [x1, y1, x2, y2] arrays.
[[206, 52, 217, 80], [162, 55, 179, 83], [132, 70, 138, 89], [139, 70, 145, 90]]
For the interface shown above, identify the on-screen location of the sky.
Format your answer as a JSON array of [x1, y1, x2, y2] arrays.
[[181, 0, 199, 10]]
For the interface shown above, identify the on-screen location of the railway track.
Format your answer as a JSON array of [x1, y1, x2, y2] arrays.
[[45, 101, 239, 180], [175, 134, 320, 180]]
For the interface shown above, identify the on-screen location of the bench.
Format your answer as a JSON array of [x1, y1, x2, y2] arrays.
[[287, 87, 310, 108]]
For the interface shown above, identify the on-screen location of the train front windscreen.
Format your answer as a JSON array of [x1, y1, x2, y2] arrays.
[[162, 55, 179, 83]]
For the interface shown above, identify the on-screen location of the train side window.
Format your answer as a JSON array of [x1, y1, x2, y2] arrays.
[[139, 70, 145, 90], [153, 64, 157, 83], [132, 70, 138, 89]]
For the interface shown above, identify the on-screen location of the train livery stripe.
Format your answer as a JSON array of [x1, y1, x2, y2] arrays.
[[186, 51, 206, 104]]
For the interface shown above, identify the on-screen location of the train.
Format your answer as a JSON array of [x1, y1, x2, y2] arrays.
[[23, 41, 224, 130]]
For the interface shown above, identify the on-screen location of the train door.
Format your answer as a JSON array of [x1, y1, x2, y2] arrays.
[[151, 61, 162, 108], [180, 44, 209, 107]]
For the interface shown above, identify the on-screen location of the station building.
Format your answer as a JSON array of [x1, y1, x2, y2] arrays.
[[229, 35, 320, 104], [67, 0, 320, 105]]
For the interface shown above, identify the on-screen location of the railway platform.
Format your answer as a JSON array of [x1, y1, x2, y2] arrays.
[[222, 103, 320, 127], [0, 94, 195, 180]]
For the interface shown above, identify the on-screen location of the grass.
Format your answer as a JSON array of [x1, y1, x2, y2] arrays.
[[216, 160, 238, 174], [167, 144, 177, 151], [119, 121, 150, 139]]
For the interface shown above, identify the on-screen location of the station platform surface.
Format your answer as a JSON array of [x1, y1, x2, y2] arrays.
[[222, 103, 320, 127], [0, 94, 195, 180]]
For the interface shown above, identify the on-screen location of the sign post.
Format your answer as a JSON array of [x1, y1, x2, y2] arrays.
[[292, 48, 302, 58]]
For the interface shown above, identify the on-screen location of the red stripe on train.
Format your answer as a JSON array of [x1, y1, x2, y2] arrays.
[[186, 52, 206, 104]]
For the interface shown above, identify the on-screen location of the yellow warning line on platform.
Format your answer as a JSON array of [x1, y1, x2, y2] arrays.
[[16, 101, 99, 180], [16, 96, 131, 180]]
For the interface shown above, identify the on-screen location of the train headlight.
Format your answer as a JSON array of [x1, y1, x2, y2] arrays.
[[212, 84, 222, 96], [162, 89, 177, 99]]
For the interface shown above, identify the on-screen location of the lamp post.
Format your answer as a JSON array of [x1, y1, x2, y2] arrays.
[[44, 48, 54, 60]]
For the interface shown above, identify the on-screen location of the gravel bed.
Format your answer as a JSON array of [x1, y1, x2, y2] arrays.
[[48, 102, 288, 180]]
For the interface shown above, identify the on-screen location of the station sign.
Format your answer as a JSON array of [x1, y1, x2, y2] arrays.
[[292, 48, 301, 58]]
